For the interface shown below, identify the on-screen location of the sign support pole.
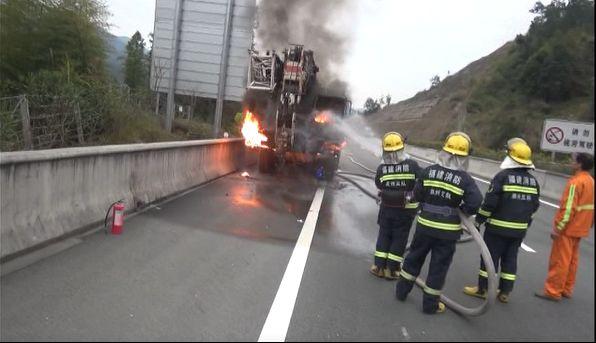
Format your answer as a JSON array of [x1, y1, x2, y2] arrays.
[[165, 0, 183, 133], [213, 0, 235, 138]]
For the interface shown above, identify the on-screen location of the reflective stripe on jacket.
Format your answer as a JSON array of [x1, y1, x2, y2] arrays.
[[476, 168, 540, 239], [375, 159, 423, 210], [414, 164, 482, 240]]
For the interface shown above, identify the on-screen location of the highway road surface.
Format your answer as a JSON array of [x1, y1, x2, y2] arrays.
[[1, 118, 594, 341]]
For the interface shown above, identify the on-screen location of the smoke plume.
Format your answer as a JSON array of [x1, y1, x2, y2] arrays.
[[255, 0, 353, 96]]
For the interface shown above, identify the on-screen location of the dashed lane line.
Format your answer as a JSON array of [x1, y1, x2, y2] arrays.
[[521, 243, 537, 253]]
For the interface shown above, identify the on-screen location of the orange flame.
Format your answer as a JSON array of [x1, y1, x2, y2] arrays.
[[324, 140, 347, 152], [314, 111, 333, 124], [241, 111, 268, 148]]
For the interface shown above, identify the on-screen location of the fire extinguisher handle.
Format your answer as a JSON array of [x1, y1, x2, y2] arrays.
[[104, 199, 124, 234]]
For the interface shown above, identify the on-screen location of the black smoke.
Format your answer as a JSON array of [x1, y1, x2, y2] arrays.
[[255, 0, 353, 96]]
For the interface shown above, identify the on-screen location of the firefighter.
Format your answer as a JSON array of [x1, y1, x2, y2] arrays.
[[463, 138, 540, 303], [370, 132, 423, 280], [535, 152, 594, 301], [395, 132, 482, 314]]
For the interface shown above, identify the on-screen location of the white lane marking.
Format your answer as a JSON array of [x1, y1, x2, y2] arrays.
[[521, 242, 536, 253], [537, 198, 560, 208], [258, 187, 326, 342], [409, 156, 560, 209], [401, 327, 411, 340], [470, 175, 490, 184]]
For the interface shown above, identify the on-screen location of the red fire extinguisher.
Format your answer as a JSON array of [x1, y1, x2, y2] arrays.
[[104, 200, 125, 235]]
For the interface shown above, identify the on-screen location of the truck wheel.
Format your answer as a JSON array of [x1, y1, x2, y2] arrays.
[[258, 148, 276, 174]]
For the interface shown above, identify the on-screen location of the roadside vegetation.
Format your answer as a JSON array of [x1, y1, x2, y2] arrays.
[[0, 0, 237, 152]]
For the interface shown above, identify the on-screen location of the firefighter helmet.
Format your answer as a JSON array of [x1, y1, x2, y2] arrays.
[[507, 138, 533, 165], [443, 132, 471, 156], [382, 132, 405, 152]]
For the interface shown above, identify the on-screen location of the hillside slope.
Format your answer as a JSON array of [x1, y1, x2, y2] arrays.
[[366, 0, 594, 158], [367, 43, 515, 146]]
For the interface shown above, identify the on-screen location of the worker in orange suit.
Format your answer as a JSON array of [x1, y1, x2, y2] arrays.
[[535, 152, 594, 301]]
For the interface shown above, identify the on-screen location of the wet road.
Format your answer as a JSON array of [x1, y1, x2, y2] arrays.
[[1, 119, 594, 341]]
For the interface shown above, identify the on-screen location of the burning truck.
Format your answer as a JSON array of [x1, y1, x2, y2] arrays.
[[241, 45, 351, 179]]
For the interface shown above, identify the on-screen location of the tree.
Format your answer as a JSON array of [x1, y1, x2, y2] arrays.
[[363, 97, 381, 115], [124, 31, 148, 91], [385, 94, 391, 107], [519, 0, 594, 102], [0, 0, 109, 94], [152, 58, 167, 115], [430, 75, 441, 88]]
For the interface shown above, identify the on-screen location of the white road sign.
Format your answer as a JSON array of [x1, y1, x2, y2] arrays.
[[150, 0, 256, 101], [540, 119, 594, 154]]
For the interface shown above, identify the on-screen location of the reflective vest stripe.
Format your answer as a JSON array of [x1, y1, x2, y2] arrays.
[[423, 180, 464, 195], [400, 270, 416, 281], [374, 251, 388, 258], [503, 185, 538, 194], [500, 272, 516, 281], [405, 202, 419, 209], [576, 204, 594, 211], [380, 173, 416, 182], [557, 184, 576, 231], [487, 218, 528, 229], [387, 253, 403, 262], [417, 216, 461, 231], [478, 208, 492, 217]]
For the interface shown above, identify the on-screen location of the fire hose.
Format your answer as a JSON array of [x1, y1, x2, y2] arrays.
[[347, 156, 376, 174], [335, 170, 497, 316], [335, 172, 473, 245], [336, 172, 380, 200]]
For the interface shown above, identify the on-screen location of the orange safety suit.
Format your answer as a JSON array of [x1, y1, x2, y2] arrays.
[[544, 170, 594, 298]]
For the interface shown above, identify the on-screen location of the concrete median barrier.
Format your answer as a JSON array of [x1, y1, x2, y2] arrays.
[[0, 139, 254, 261]]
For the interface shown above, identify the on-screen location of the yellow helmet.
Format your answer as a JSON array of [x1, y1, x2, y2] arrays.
[[443, 132, 471, 156], [506, 137, 528, 147], [507, 137, 533, 165], [382, 132, 405, 152]]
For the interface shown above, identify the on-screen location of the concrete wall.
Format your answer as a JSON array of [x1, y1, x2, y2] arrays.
[[407, 145, 568, 202], [1, 139, 250, 260]]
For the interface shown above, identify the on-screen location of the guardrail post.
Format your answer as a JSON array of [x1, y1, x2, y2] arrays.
[[74, 103, 85, 144], [19, 95, 32, 150]]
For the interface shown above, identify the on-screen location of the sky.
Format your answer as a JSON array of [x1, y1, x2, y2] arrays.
[[105, 0, 548, 108], [106, 0, 156, 40]]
